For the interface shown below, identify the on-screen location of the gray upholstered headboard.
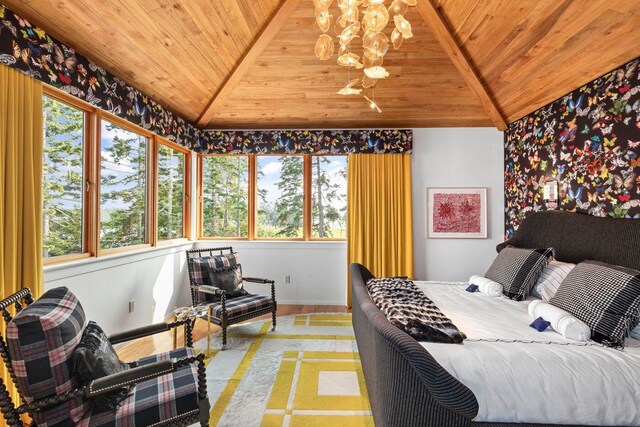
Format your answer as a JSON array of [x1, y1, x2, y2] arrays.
[[497, 210, 640, 271]]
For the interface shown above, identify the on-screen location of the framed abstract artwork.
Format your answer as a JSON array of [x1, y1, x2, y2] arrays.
[[427, 187, 488, 239]]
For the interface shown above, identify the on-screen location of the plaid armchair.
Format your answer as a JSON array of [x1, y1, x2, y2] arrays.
[[186, 247, 277, 350], [0, 287, 210, 427]]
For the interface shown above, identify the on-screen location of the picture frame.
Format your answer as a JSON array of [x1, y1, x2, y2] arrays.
[[427, 187, 488, 239]]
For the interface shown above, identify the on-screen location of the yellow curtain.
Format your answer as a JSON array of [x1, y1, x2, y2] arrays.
[[347, 153, 413, 308], [0, 65, 44, 410]]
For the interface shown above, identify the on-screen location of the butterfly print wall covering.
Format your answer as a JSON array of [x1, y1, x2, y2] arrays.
[[198, 129, 413, 154], [0, 4, 412, 155], [505, 56, 640, 238]]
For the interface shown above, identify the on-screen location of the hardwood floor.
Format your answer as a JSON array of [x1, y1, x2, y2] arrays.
[[116, 304, 348, 361]]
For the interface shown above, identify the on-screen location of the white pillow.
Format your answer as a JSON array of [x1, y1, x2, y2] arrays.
[[528, 300, 590, 341], [468, 275, 503, 297], [532, 260, 575, 301]]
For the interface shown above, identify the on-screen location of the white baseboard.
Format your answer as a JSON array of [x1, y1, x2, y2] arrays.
[[276, 299, 347, 306]]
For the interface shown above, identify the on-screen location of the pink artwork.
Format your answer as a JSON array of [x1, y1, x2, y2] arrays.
[[433, 193, 481, 233], [428, 188, 487, 238]]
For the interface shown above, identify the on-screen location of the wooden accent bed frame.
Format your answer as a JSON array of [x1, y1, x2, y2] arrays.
[[351, 210, 640, 426]]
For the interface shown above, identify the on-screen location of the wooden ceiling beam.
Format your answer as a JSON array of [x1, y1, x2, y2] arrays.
[[416, 0, 508, 131], [196, 0, 302, 127]]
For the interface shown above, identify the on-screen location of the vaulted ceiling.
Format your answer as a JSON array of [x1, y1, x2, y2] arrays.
[[4, 0, 640, 130]]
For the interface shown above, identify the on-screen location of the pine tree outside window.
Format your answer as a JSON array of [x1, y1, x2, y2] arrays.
[[99, 120, 148, 250], [198, 154, 348, 241], [157, 144, 186, 241], [202, 156, 249, 238], [311, 156, 347, 238], [257, 156, 304, 238], [42, 96, 85, 258], [41, 87, 191, 264]]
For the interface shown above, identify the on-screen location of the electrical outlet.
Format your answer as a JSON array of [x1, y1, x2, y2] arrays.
[[128, 300, 135, 313], [284, 275, 291, 284]]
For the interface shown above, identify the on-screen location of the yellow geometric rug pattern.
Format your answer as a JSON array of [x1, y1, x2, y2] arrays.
[[192, 313, 373, 427]]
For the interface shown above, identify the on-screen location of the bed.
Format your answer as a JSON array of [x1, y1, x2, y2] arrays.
[[350, 210, 640, 426]]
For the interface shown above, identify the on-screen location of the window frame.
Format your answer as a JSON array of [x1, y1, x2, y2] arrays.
[[308, 154, 349, 242], [197, 153, 347, 241], [42, 86, 96, 265], [96, 111, 153, 256], [254, 154, 306, 241], [42, 85, 191, 264], [197, 153, 254, 241], [154, 137, 192, 245]]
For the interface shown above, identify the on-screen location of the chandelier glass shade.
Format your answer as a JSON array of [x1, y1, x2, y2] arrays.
[[313, 0, 416, 112]]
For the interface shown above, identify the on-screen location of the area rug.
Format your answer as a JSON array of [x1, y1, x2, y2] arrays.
[[191, 313, 373, 427]]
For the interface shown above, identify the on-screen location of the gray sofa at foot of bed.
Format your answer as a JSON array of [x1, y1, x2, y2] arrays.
[[351, 210, 640, 427]]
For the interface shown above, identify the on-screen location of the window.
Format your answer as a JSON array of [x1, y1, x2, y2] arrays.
[[42, 96, 85, 258], [99, 120, 148, 250], [199, 154, 348, 240], [202, 156, 249, 238], [311, 156, 347, 238], [41, 87, 191, 264], [257, 156, 304, 238], [157, 144, 186, 240]]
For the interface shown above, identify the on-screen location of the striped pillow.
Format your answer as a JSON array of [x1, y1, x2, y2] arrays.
[[549, 261, 640, 347], [532, 260, 576, 301], [485, 246, 554, 301]]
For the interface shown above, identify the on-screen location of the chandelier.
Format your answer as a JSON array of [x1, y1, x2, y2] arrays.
[[314, 0, 416, 113]]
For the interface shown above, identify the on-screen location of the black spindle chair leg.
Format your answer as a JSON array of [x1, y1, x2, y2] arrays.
[[185, 321, 194, 348], [222, 326, 227, 350], [196, 353, 210, 426], [0, 377, 22, 427], [271, 282, 277, 331]]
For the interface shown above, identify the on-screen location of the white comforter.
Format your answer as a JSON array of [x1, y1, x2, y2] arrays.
[[414, 281, 640, 426]]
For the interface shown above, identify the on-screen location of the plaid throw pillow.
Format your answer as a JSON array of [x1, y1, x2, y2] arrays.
[[190, 252, 239, 286], [549, 261, 640, 347], [485, 246, 554, 301]]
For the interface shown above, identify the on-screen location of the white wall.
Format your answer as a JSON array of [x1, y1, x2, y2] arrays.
[[193, 241, 347, 306], [44, 243, 193, 335], [412, 128, 504, 281], [43, 239, 347, 334]]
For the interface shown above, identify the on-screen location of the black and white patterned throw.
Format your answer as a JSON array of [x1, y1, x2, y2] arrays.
[[366, 277, 466, 343]]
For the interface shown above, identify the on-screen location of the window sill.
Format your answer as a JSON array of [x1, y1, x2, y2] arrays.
[[44, 240, 195, 281], [194, 239, 346, 250]]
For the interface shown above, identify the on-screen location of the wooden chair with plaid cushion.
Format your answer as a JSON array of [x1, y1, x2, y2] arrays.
[[0, 287, 210, 427], [186, 247, 277, 350]]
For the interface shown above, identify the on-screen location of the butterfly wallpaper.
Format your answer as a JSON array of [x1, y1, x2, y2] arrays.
[[505, 56, 640, 238], [0, 4, 200, 149], [198, 129, 412, 155]]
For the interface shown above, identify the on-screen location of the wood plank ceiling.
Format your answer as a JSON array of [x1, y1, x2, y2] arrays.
[[3, 0, 640, 129], [434, 0, 640, 123]]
